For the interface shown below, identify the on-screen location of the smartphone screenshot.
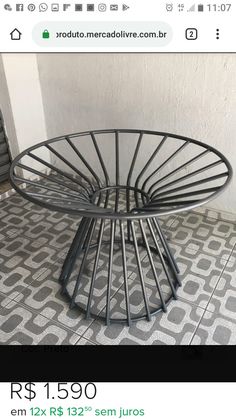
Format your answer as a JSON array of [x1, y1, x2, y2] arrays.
[[0, 0, 235, 415]]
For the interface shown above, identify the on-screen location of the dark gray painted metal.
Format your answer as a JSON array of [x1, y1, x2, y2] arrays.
[[9, 128, 233, 325], [10, 128, 232, 219]]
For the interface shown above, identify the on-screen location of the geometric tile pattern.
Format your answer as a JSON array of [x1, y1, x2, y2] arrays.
[[0, 192, 236, 345], [82, 300, 204, 345], [168, 212, 236, 260], [191, 310, 236, 345]]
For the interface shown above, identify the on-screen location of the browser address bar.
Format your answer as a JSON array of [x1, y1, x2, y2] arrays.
[[33, 21, 173, 47]]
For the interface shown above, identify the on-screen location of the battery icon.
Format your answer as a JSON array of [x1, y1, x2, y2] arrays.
[[198, 4, 204, 11]]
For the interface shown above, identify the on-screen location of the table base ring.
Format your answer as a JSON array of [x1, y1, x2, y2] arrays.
[[62, 285, 180, 324]]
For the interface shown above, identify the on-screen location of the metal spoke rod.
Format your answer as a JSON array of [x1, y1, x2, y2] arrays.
[[10, 128, 232, 325]]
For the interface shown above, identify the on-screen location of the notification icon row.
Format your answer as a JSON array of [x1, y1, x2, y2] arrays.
[[3, 3, 130, 12]]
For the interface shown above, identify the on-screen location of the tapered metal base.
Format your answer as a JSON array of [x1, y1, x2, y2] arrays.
[[59, 216, 181, 326], [10, 128, 231, 326]]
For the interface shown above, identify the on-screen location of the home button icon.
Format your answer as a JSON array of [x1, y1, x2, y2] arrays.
[[10, 28, 22, 40]]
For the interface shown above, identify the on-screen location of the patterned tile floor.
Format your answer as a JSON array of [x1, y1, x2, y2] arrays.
[[0, 193, 236, 345]]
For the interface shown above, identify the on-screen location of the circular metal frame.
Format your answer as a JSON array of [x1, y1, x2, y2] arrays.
[[9, 129, 233, 325], [9, 129, 233, 220]]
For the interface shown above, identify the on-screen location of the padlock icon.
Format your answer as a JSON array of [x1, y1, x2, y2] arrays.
[[42, 30, 50, 39]]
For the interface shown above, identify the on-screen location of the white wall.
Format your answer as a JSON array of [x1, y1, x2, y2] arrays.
[[0, 55, 19, 159], [36, 53, 236, 213], [1, 53, 235, 212], [1, 54, 49, 175]]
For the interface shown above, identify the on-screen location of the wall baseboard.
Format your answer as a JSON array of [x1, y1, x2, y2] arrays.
[[1, 184, 236, 225]]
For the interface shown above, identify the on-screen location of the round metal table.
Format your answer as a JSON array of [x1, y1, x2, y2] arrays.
[[10, 129, 232, 325]]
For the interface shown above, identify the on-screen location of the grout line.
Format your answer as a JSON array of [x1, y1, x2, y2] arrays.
[[2, 296, 87, 343], [230, 242, 236, 254], [188, 306, 207, 345], [189, 244, 236, 344], [203, 244, 235, 313], [157, 240, 232, 264], [0, 292, 14, 312], [1, 248, 67, 310], [77, 284, 131, 341], [174, 295, 216, 313], [74, 227, 234, 343], [77, 230, 176, 343], [74, 335, 99, 346], [2, 245, 139, 342], [173, 207, 236, 225], [129, 265, 224, 314], [166, 233, 236, 259], [77, 260, 142, 341], [0, 273, 50, 308], [2, 221, 143, 342], [21, 235, 72, 255], [1, 209, 235, 345], [168, 239, 234, 262], [192, 207, 236, 224]]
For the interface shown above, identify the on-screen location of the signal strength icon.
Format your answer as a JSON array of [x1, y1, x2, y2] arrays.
[[188, 4, 195, 11]]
